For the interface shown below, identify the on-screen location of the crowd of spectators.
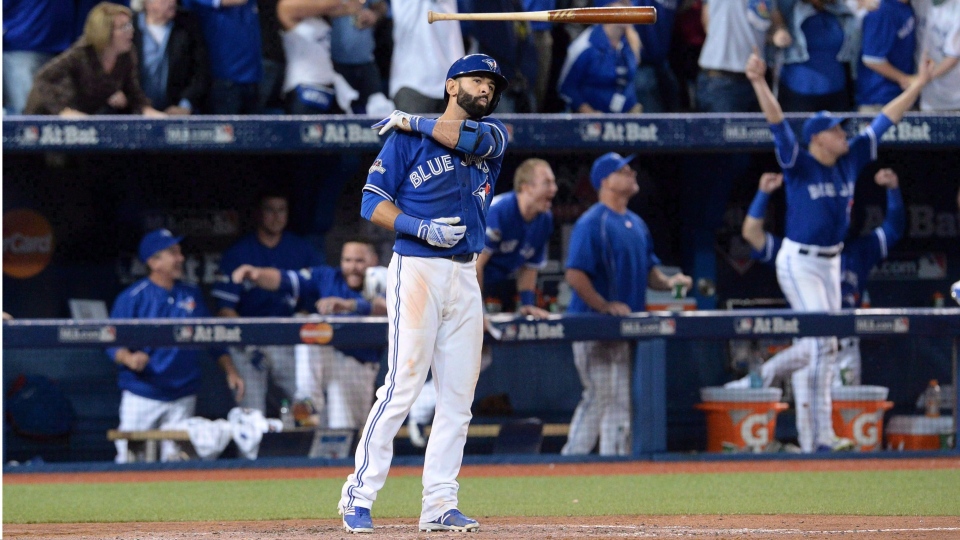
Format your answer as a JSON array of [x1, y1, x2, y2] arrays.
[[4, 0, 957, 116]]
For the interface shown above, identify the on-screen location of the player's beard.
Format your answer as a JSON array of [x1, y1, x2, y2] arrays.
[[457, 89, 489, 118]]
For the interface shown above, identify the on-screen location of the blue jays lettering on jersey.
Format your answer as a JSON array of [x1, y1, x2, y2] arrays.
[[213, 232, 324, 317], [107, 279, 226, 401], [566, 203, 661, 313], [362, 118, 508, 257], [770, 114, 893, 246], [482, 192, 554, 287], [278, 265, 382, 363], [751, 187, 904, 307]]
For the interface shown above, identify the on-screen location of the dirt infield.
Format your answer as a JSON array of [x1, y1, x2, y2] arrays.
[[6, 458, 960, 540]]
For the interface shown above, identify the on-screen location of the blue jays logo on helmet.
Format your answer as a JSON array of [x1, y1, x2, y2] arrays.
[[445, 54, 509, 116]]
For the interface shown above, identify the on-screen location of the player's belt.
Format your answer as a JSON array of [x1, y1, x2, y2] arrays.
[[797, 246, 841, 258], [439, 253, 478, 263]]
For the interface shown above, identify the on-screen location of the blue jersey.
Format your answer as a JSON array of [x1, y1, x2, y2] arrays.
[[2, 0, 75, 53], [770, 114, 892, 246], [212, 232, 324, 317], [781, 12, 847, 95], [181, 0, 262, 83], [482, 192, 554, 287], [362, 119, 508, 258], [279, 266, 382, 363], [558, 24, 639, 113], [750, 187, 905, 307], [634, 0, 677, 65], [566, 203, 661, 313], [107, 279, 225, 401], [856, 0, 916, 106], [524, 0, 556, 32]]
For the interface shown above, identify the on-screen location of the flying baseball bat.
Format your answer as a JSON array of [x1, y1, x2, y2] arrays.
[[427, 6, 657, 25]]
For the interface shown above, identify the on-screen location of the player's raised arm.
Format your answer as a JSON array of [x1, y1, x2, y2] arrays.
[[742, 173, 783, 251], [746, 48, 784, 125]]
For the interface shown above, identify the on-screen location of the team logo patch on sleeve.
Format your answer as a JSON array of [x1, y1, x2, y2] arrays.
[[368, 159, 386, 175]]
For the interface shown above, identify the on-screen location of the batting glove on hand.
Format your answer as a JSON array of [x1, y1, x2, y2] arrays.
[[372, 110, 436, 136], [418, 217, 466, 248]]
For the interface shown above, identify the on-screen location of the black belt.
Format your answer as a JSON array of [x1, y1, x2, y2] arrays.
[[705, 69, 747, 79], [441, 253, 478, 263], [798, 247, 840, 258]]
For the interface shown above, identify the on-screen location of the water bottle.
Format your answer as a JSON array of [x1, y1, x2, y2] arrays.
[[280, 399, 295, 429], [749, 356, 763, 389], [924, 380, 942, 418]]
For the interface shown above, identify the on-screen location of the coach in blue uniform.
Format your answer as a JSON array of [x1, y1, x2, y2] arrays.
[[746, 49, 931, 452], [729, 170, 904, 395], [231, 239, 387, 430], [108, 229, 244, 463], [562, 153, 692, 456], [212, 192, 323, 415], [857, 0, 916, 112], [338, 54, 508, 534]]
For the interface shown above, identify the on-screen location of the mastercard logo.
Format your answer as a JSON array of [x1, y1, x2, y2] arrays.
[[300, 322, 333, 345], [3, 209, 55, 279]]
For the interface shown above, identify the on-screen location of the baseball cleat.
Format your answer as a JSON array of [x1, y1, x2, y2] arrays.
[[419, 509, 480, 532], [340, 506, 374, 533], [816, 437, 855, 453]]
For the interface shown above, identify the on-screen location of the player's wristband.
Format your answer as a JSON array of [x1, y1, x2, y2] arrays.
[[394, 213, 426, 239], [519, 290, 536, 307], [410, 116, 437, 137], [747, 190, 771, 219]]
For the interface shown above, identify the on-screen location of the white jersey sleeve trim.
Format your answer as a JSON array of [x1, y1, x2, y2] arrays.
[[362, 184, 394, 203], [762, 232, 776, 262], [861, 55, 888, 64], [211, 290, 240, 302], [865, 125, 878, 161], [489, 123, 507, 159], [874, 226, 888, 259], [285, 270, 301, 300]]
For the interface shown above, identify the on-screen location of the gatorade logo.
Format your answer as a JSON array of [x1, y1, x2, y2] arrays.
[[852, 412, 881, 448], [300, 322, 333, 345], [3, 209, 54, 279], [740, 413, 771, 447]]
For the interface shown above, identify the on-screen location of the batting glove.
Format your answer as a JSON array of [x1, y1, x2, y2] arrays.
[[371, 110, 436, 136], [419, 217, 466, 248]]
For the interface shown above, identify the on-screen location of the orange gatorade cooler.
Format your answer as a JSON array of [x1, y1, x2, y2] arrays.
[[696, 387, 788, 452], [831, 385, 893, 452], [886, 415, 956, 451]]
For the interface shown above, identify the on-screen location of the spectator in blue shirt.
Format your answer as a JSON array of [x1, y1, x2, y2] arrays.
[[108, 229, 244, 463], [633, 0, 682, 112], [182, 0, 262, 114], [2, 0, 76, 114], [331, 0, 388, 113], [856, 0, 916, 112]]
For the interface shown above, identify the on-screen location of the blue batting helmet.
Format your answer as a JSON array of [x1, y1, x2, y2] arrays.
[[444, 54, 509, 116]]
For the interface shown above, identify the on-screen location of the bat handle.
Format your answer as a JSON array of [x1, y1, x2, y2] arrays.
[[427, 10, 436, 24]]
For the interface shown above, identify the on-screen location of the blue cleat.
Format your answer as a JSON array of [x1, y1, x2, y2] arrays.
[[419, 509, 480, 532], [341, 506, 374, 533]]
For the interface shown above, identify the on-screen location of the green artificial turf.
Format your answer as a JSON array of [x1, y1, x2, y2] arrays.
[[4, 469, 959, 524]]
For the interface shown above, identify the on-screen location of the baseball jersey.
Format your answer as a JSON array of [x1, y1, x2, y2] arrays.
[[919, 0, 960, 111], [107, 279, 225, 401], [282, 17, 335, 93], [182, 0, 262, 83], [857, 0, 916, 107], [213, 232, 324, 317], [362, 119, 508, 257], [482, 192, 554, 287], [278, 266, 382, 363], [566, 203, 662, 313], [2, 0, 74, 53], [558, 24, 639, 113], [770, 114, 893, 246], [750, 187, 905, 307], [781, 12, 848, 95]]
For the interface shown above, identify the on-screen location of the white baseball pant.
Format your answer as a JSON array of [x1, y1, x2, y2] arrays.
[[776, 238, 842, 452], [562, 340, 632, 456], [408, 343, 494, 426], [295, 344, 379, 429], [231, 345, 298, 413], [115, 390, 196, 463], [340, 254, 483, 522]]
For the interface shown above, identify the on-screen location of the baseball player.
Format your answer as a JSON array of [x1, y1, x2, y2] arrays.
[[108, 229, 244, 463], [727, 170, 904, 409], [406, 158, 558, 448], [746, 48, 931, 452], [338, 53, 508, 534], [231, 239, 387, 430], [212, 191, 324, 415], [562, 153, 692, 456]]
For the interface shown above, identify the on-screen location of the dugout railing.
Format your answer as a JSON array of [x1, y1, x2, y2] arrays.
[[3, 309, 958, 464]]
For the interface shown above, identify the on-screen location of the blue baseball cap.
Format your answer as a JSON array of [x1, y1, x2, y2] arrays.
[[590, 152, 635, 191], [138, 229, 183, 263], [802, 111, 846, 146]]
